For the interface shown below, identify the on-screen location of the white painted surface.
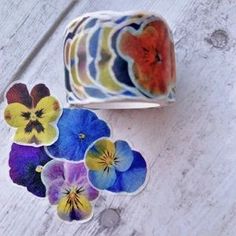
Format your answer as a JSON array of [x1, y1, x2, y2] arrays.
[[1, 0, 236, 235]]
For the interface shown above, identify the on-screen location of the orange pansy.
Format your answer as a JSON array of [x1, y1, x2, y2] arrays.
[[119, 19, 176, 96]]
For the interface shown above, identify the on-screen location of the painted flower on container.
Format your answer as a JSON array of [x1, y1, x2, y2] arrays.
[[46, 108, 111, 161], [9, 143, 51, 197], [4, 83, 61, 146], [41, 160, 99, 222], [119, 19, 176, 97], [85, 139, 147, 193]]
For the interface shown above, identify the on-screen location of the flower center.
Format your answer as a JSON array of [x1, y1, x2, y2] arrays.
[[35, 165, 43, 173], [78, 133, 86, 140], [102, 151, 115, 168], [155, 51, 162, 63], [64, 186, 84, 207], [21, 109, 45, 134], [31, 113, 37, 120]]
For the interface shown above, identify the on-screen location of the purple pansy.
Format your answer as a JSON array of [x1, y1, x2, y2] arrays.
[[9, 143, 51, 197], [41, 160, 99, 222]]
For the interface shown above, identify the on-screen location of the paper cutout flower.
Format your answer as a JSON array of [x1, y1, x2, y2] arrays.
[[85, 139, 147, 193], [41, 160, 99, 222], [119, 20, 175, 96], [9, 143, 51, 197], [46, 108, 111, 161], [4, 83, 61, 146]]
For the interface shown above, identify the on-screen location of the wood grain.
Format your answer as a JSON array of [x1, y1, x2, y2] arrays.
[[1, 0, 236, 235], [0, 0, 75, 98]]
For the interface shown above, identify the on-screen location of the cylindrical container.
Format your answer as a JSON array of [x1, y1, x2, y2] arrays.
[[64, 11, 176, 109]]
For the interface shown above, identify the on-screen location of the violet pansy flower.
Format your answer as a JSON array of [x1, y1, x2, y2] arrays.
[[9, 143, 51, 197], [41, 160, 99, 222]]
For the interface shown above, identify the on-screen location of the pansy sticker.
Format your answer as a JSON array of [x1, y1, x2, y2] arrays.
[[85, 139, 147, 193], [46, 108, 111, 161], [4, 83, 62, 146], [118, 19, 176, 97], [41, 160, 99, 222], [9, 143, 52, 197]]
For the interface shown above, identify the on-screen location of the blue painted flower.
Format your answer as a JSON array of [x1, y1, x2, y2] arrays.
[[9, 143, 51, 197], [85, 139, 147, 193], [46, 109, 111, 161]]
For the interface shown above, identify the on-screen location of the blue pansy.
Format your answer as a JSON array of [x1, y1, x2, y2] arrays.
[[85, 139, 147, 193], [46, 108, 111, 161]]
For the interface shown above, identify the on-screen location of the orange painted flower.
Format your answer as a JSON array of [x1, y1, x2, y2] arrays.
[[119, 19, 176, 96], [4, 83, 61, 146]]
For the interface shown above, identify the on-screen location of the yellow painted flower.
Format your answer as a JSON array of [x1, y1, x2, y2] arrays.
[[4, 83, 61, 146]]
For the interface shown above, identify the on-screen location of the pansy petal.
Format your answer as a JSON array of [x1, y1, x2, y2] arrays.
[[14, 126, 34, 144], [46, 130, 80, 160], [108, 151, 147, 193], [86, 139, 115, 171], [9, 144, 40, 186], [57, 195, 92, 222], [83, 182, 99, 201], [64, 162, 87, 184], [6, 83, 32, 108], [4, 103, 30, 128], [114, 140, 133, 172], [67, 109, 98, 127], [47, 179, 65, 204], [27, 173, 47, 198], [88, 119, 111, 140], [30, 84, 50, 107], [9, 144, 51, 197], [41, 160, 65, 187], [32, 124, 58, 146], [120, 31, 139, 59], [63, 162, 99, 200], [88, 167, 116, 190], [35, 96, 61, 123]]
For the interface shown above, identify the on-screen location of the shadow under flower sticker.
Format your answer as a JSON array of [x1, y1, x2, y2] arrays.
[[9, 143, 51, 197], [4, 83, 61, 146], [41, 160, 99, 222], [46, 108, 111, 161], [119, 19, 176, 97], [85, 139, 147, 193]]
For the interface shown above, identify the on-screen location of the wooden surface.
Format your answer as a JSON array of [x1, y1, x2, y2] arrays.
[[1, 0, 236, 235]]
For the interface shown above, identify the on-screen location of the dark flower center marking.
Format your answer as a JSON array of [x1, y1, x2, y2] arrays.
[[64, 186, 85, 208], [21, 109, 45, 133], [97, 151, 120, 173], [21, 109, 44, 120], [21, 111, 31, 120], [35, 109, 44, 118], [142, 46, 162, 65], [78, 133, 86, 140], [155, 50, 162, 63], [25, 120, 44, 133]]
